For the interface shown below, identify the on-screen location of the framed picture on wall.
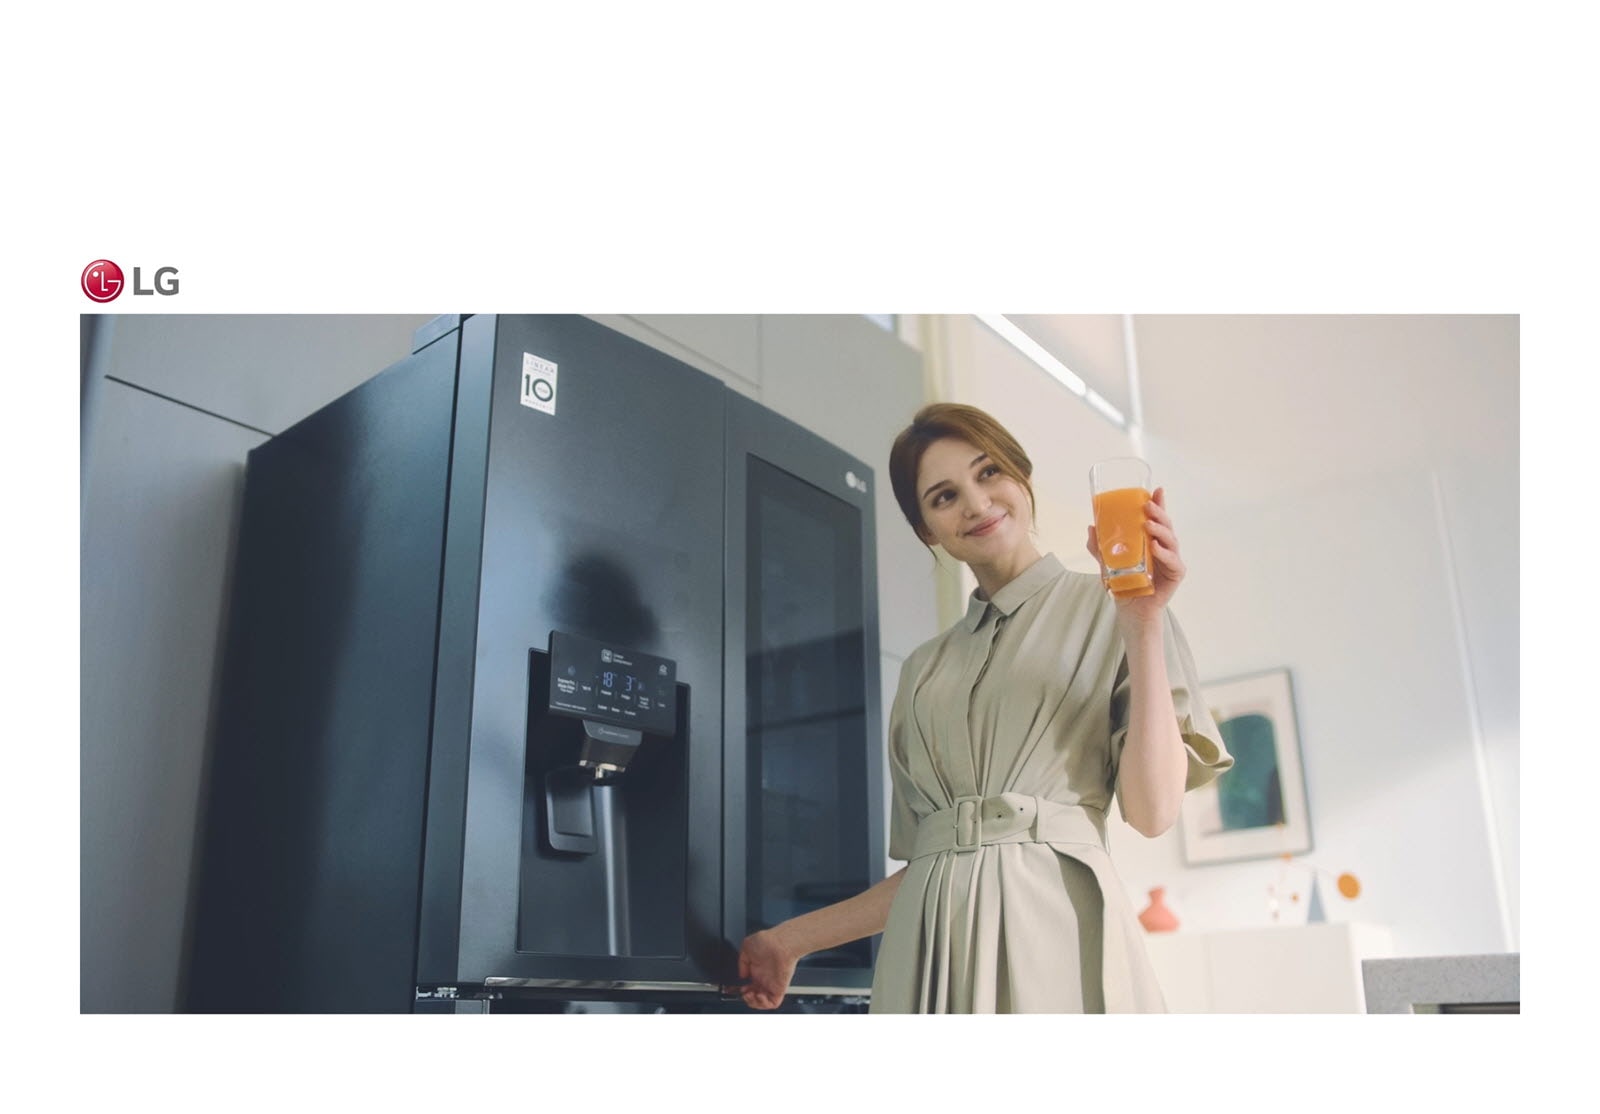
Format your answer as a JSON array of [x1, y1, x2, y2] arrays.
[[1180, 667, 1313, 866]]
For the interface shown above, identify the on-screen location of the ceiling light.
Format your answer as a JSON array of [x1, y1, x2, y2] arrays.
[[976, 315, 1126, 428]]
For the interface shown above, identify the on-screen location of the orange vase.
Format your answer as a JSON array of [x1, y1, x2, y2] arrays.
[[1138, 887, 1179, 933]]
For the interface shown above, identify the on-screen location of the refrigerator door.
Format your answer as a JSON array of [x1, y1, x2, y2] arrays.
[[424, 315, 728, 994], [723, 393, 885, 995]]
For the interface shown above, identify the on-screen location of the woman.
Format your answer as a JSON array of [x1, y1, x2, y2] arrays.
[[733, 402, 1233, 1012]]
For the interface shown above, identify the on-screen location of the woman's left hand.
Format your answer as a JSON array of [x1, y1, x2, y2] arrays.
[[1085, 486, 1186, 622]]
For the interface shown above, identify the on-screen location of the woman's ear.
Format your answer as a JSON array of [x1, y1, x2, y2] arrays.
[[915, 523, 935, 547]]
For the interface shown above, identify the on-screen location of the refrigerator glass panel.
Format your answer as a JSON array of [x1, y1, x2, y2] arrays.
[[745, 457, 871, 968]]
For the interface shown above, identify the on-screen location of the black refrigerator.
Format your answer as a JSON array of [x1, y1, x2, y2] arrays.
[[185, 314, 885, 1012]]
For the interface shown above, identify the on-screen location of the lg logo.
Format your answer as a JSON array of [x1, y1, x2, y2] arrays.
[[81, 259, 180, 303]]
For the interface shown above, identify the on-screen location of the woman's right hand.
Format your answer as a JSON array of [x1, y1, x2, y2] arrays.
[[734, 927, 799, 1010]]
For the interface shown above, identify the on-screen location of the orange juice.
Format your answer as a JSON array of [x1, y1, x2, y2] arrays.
[[1092, 485, 1153, 595]]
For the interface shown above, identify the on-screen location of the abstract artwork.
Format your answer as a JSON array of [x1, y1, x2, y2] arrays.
[[1179, 667, 1313, 866]]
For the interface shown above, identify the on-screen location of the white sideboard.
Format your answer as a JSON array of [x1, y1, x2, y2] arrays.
[[1140, 922, 1395, 1013]]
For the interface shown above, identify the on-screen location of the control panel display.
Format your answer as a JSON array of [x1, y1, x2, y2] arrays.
[[547, 631, 678, 736]]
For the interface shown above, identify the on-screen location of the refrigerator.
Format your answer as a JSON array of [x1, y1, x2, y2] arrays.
[[186, 314, 885, 1012]]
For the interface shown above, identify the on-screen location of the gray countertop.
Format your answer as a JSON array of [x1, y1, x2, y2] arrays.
[[1362, 953, 1519, 1013]]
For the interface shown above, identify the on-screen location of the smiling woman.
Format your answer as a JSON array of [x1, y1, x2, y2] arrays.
[[892, 405, 1042, 600], [731, 401, 1234, 1013]]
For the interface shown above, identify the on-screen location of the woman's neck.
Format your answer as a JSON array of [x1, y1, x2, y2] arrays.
[[969, 540, 1045, 602]]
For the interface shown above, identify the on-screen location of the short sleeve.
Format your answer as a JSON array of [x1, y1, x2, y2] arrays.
[[1108, 607, 1234, 813], [885, 654, 921, 863]]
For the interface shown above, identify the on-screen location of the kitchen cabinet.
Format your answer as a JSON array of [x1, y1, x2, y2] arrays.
[[1141, 922, 1395, 1013]]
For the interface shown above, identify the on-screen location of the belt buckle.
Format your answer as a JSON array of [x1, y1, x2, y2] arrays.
[[952, 795, 984, 853]]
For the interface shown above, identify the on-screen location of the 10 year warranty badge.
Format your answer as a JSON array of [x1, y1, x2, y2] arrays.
[[521, 353, 558, 414]]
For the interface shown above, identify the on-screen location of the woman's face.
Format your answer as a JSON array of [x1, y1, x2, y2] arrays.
[[913, 437, 1033, 563]]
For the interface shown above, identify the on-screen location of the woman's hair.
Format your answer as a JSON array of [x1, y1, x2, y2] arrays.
[[888, 402, 1035, 546]]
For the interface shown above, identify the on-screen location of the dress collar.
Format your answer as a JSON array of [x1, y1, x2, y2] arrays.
[[960, 552, 1066, 632]]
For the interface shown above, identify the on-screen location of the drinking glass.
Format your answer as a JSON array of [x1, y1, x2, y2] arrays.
[[1089, 458, 1155, 598]]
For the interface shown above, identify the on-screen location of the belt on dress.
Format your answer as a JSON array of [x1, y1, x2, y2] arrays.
[[904, 791, 1164, 1012], [910, 793, 1107, 860]]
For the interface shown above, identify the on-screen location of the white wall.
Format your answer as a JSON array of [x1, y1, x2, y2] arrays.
[[923, 314, 1517, 960], [1124, 315, 1517, 957], [1106, 464, 1510, 957], [79, 313, 930, 1012]]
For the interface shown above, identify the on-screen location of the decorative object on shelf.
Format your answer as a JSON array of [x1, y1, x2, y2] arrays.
[[1138, 886, 1180, 933], [1267, 852, 1361, 924], [1180, 667, 1313, 866]]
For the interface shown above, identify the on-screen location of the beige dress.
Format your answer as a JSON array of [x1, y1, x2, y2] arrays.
[[869, 553, 1233, 1013]]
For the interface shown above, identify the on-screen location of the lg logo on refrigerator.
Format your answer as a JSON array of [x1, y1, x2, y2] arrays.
[[82, 259, 180, 303]]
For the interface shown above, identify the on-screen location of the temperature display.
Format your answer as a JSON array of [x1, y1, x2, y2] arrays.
[[547, 630, 677, 736]]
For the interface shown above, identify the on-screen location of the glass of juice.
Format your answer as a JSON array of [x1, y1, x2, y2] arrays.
[[1089, 458, 1155, 598]]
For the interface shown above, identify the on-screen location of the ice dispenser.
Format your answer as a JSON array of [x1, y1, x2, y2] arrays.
[[520, 631, 688, 958], [545, 630, 676, 787]]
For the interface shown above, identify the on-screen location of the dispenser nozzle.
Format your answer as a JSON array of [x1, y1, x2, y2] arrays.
[[580, 760, 624, 782], [576, 720, 644, 778]]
